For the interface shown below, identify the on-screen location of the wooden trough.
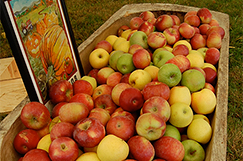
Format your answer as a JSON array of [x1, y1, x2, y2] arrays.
[[0, 3, 229, 161]]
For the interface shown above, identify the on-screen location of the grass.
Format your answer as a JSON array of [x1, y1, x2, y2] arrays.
[[1, 0, 243, 160]]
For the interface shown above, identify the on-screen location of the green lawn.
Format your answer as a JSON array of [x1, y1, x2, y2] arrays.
[[1, 0, 243, 160]]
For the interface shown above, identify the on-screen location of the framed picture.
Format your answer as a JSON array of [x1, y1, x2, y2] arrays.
[[1, 0, 84, 107]]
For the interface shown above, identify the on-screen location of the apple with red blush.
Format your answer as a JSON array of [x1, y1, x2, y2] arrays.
[[96, 67, 115, 85], [106, 115, 135, 141], [13, 129, 41, 154], [142, 81, 170, 101], [128, 44, 144, 55], [111, 110, 136, 123], [127, 135, 155, 161], [170, 15, 181, 26], [119, 87, 144, 112], [141, 96, 171, 122], [155, 14, 175, 31], [117, 25, 130, 37], [178, 22, 195, 39], [52, 102, 67, 118], [147, 32, 167, 49], [94, 40, 113, 53], [206, 31, 222, 49], [49, 80, 73, 104], [197, 8, 213, 24], [138, 21, 154, 36], [50, 122, 74, 141], [206, 26, 225, 39], [88, 107, 111, 126], [205, 47, 220, 65], [22, 149, 51, 161], [184, 14, 201, 27], [163, 27, 180, 46], [139, 11, 155, 21], [130, 17, 144, 30], [132, 48, 151, 69], [49, 137, 79, 161], [94, 94, 117, 115], [199, 24, 211, 35], [120, 73, 131, 84], [190, 33, 207, 50], [73, 79, 93, 96], [172, 44, 189, 56], [92, 84, 113, 100], [36, 119, 51, 138], [73, 117, 106, 148], [153, 136, 185, 161], [203, 67, 217, 85], [204, 82, 216, 93], [69, 93, 94, 111], [106, 72, 123, 87], [147, 17, 157, 25], [20, 102, 50, 130], [209, 18, 219, 26], [87, 68, 99, 80], [165, 55, 191, 73], [184, 10, 197, 18], [111, 83, 132, 106]]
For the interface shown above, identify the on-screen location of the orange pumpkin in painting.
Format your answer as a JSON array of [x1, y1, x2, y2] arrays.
[[43, 12, 59, 28], [36, 19, 47, 36], [25, 32, 42, 58], [40, 24, 74, 83]]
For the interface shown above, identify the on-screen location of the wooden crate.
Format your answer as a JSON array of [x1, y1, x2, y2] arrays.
[[0, 3, 229, 161]]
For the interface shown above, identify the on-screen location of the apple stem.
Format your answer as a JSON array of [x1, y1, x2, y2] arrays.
[[190, 150, 197, 155]]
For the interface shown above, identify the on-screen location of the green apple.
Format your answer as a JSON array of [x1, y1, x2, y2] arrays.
[[129, 31, 149, 49], [153, 50, 174, 68], [181, 69, 205, 92], [163, 124, 181, 141], [129, 69, 152, 90], [109, 50, 124, 70], [116, 53, 135, 74], [169, 102, 193, 128], [158, 63, 182, 87], [182, 139, 205, 161]]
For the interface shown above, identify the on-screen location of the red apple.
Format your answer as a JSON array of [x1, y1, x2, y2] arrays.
[[49, 137, 79, 161], [138, 21, 154, 36], [153, 136, 185, 161], [111, 110, 136, 123], [69, 93, 94, 111], [73, 117, 106, 148], [119, 87, 144, 112], [172, 44, 189, 56], [97, 67, 115, 85], [136, 113, 166, 141], [190, 33, 207, 50], [49, 80, 73, 104], [147, 17, 157, 25], [155, 14, 174, 31], [203, 67, 217, 85], [147, 32, 167, 49], [142, 81, 170, 101], [163, 27, 180, 46], [132, 48, 151, 69], [92, 84, 113, 100], [128, 44, 144, 55], [13, 129, 41, 154], [106, 72, 123, 87], [120, 73, 131, 84], [197, 8, 212, 24], [204, 82, 216, 93], [205, 47, 220, 65], [87, 68, 99, 80], [88, 107, 111, 126], [178, 22, 195, 39], [206, 26, 225, 39], [165, 55, 191, 73], [139, 11, 155, 21], [36, 119, 51, 138], [52, 102, 67, 118], [94, 40, 113, 53], [199, 24, 211, 35], [193, 26, 200, 34], [209, 18, 219, 26], [94, 94, 117, 115], [141, 96, 171, 122], [106, 115, 135, 141], [22, 149, 50, 161], [130, 17, 144, 30], [206, 31, 222, 49], [111, 83, 132, 106], [50, 122, 75, 141], [118, 25, 130, 37], [170, 15, 181, 26], [20, 102, 50, 130], [127, 135, 155, 161], [73, 79, 93, 96], [59, 102, 89, 124], [184, 10, 198, 18], [184, 14, 201, 27]]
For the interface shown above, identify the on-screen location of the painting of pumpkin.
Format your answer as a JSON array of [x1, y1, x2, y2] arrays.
[[36, 19, 47, 36], [25, 32, 42, 58], [40, 24, 75, 85], [43, 12, 59, 28]]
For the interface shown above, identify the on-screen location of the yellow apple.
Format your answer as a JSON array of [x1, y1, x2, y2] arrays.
[[168, 86, 191, 105], [76, 152, 100, 161], [105, 35, 118, 46], [81, 76, 97, 90], [173, 40, 192, 51], [169, 102, 193, 128], [191, 88, 216, 114], [202, 62, 217, 72], [187, 119, 212, 144], [121, 29, 132, 39], [114, 40, 130, 53], [89, 48, 110, 69], [129, 69, 152, 90], [113, 37, 127, 50], [37, 134, 52, 153], [193, 114, 210, 124], [144, 65, 159, 80], [186, 51, 204, 68], [164, 45, 173, 52]]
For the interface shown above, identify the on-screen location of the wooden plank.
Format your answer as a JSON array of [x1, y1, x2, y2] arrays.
[[0, 57, 21, 81]]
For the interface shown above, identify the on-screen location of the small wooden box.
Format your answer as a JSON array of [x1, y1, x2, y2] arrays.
[[0, 3, 229, 161]]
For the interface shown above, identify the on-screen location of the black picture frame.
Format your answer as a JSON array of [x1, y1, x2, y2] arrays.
[[0, 0, 84, 106]]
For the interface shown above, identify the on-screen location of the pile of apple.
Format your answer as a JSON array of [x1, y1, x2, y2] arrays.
[[13, 8, 225, 161]]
